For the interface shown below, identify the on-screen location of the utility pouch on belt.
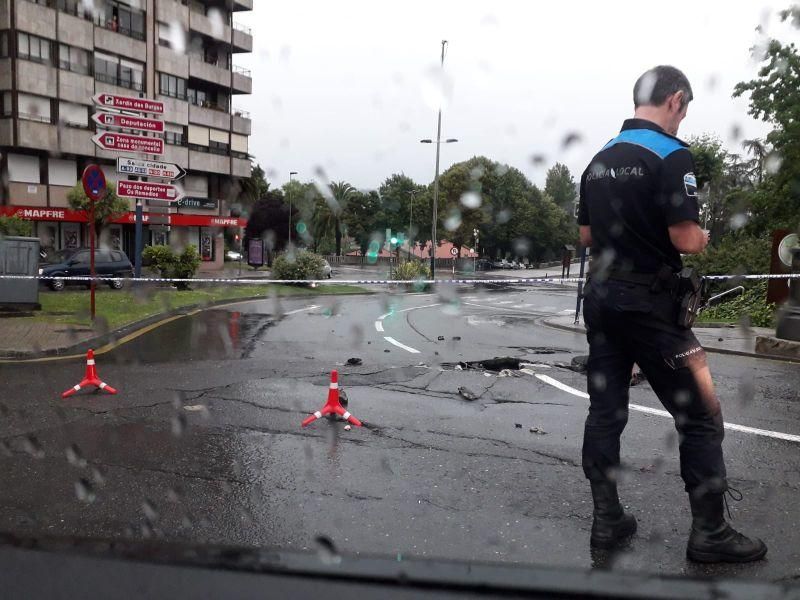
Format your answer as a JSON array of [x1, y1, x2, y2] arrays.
[[676, 267, 703, 329]]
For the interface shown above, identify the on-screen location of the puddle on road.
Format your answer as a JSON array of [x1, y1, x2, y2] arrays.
[[108, 310, 276, 364]]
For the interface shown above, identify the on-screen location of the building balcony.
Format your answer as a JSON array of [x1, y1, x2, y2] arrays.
[[59, 126, 95, 156], [94, 26, 147, 62], [189, 103, 231, 130], [189, 9, 231, 44], [57, 11, 93, 50], [161, 144, 189, 166], [9, 182, 47, 207], [59, 71, 94, 105], [188, 57, 231, 88], [231, 110, 251, 136], [16, 59, 57, 97], [158, 95, 189, 126], [157, 46, 189, 79], [189, 149, 230, 175], [17, 119, 58, 151], [157, 0, 188, 25], [232, 157, 251, 178], [232, 66, 252, 94], [232, 23, 253, 53], [15, 0, 56, 39]]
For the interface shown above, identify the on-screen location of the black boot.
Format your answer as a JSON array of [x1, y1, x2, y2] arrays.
[[590, 481, 637, 549], [686, 491, 767, 563]]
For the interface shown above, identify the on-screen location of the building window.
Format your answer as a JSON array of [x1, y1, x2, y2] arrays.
[[59, 101, 88, 128], [1, 92, 12, 117], [164, 124, 185, 146], [187, 87, 207, 107], [94, 52, 144, 91], [56, 0, 91, 19], [96, 0, 145, 41], [0, 31, 9, 58], [18, 93, 52, 123], [17, 32, 51, 64], [59, 44, 90, 75], [159, 73, 186, 100]]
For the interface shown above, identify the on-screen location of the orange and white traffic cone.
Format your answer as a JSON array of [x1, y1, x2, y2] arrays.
[[301, 370, 362, 427], [62, 349, 118, 398]]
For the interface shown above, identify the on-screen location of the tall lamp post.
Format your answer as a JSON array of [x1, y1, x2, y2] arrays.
[[288, 171, 298, 244], [420, 39, 457, 281], [408, 189, 418, 261]]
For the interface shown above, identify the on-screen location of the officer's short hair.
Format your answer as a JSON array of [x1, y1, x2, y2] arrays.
[[633, 66, 693, 109]]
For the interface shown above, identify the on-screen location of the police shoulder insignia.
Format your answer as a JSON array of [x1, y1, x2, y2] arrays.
[[683, 173, 698, 197]]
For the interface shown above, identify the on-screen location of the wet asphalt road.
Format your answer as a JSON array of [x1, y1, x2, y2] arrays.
[[1, 283, 799, 584]]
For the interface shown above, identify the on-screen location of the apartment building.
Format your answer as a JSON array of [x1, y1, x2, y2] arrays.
[[0, 0, 253, 270]]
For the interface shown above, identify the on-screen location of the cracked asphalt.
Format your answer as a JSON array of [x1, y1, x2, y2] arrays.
[[1, 283, 800, 584]]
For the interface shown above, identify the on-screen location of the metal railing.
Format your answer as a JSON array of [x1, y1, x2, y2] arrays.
[[232, 65, 251, 77], [232, 22, 252, 35], [232, 108, 250, 119]]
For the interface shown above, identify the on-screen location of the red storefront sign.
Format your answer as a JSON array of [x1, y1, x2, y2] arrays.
[[0, 206, 246, 228], [92, 93, 165, 114]]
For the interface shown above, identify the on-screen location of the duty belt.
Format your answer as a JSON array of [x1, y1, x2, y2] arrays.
[[594, 267, 679, 293]]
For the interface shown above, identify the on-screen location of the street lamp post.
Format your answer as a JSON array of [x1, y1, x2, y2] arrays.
[[288, 171, 298, 244], [420, 39, 458, 281]]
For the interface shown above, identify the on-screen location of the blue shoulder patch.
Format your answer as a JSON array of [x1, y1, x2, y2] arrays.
[[601, 129, 684, 159]]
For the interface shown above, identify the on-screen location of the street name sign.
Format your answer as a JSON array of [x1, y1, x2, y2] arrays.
[[93, 112, 165, 133], [92, 132, 164, 155], [116, 158, 186, 181], [92, 93, 165, 114], [117, 180, 183, 202]]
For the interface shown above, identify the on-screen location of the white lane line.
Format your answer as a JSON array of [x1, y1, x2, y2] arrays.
[[384, 336, 420, 353], [286, 305, 319, 315], [464, 302, 543, 316], [534, 374, 800, 444], [375, 321, 384, 332]]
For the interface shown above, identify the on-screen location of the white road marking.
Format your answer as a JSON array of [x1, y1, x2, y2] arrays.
[[384, 336, 420, 353], [286, 305, 319, 315], [560, 309, 576, 314], [534, 374, 800, 444], [375, 321, 384, 332]]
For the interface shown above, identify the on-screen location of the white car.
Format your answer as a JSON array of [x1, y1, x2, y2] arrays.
[[226, 250, 242, 261]]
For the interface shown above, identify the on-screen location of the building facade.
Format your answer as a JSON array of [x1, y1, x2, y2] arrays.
[[0, 0, 253, 270]]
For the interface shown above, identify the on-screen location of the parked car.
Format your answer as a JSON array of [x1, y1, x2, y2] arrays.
[[39, 248, 133, 291], [490, 260, 505, 269], [474, 259, 492, 271], [322, 260, 332, 279], [225, 250, 243, 261]]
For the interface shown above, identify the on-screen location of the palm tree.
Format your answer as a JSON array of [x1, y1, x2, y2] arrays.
[[313, 181, 355, 256]]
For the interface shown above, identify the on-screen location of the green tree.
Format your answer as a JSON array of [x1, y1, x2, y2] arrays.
[[67, 181, 129, 239], [544, 163, 578, 214], [734, 14, 800, 235], [238, 163, 270, 214], [312, 181, 355, 256], [343, 189, 381, 255], [377, 173, 426, 239], [0, 215, 33, 237]]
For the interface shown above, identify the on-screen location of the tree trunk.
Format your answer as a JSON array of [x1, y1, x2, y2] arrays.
[[335, 220, 342, 256]]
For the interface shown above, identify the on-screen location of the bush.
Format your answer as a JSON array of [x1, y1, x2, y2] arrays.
[[684, 234, 771, 277], [272, 250, 325, 281], [391, 260, 431, 281], [699, 280, 776, 327], [142, 244, 201, 290], [0, 215, 33, 237]]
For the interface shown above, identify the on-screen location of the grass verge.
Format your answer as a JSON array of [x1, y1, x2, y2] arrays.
[[28, 283, 370, 329]]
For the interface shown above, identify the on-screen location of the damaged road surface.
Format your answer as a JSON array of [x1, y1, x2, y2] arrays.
[[1, 288, 799, 583]]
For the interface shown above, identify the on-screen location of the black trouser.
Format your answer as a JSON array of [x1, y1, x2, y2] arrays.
[[581, 279, 727, 497]]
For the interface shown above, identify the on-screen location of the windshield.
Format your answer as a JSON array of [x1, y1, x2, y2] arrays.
[[1, 0, 800, 594]]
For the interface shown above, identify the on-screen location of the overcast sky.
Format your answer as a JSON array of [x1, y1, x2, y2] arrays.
[[235, 1, 796, 192]]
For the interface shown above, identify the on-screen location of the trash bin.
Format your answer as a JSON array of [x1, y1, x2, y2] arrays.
[[0, 236, 41, 309]]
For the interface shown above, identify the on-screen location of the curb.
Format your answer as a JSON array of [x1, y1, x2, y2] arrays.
[[0, 289, 376, 361], [538, 317, 800, 364]]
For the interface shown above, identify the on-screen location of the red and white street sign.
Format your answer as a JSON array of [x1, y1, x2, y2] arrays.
[[92, 132, 164, 155], [117, 180, 183, 202], [92, 93, 164, 114], [92, 111, 165, 133]]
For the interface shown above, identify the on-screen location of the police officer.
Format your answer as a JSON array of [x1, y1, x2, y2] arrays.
[[577, 66, 767, 563]]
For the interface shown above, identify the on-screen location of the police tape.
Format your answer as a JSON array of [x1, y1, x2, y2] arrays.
[[0, 273, 798, 285]]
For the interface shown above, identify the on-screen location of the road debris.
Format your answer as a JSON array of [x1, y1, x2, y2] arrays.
[[346, 357, 363, 366], [529, 427, 548, 435], [515, 423, 522, 428], [458, 386, 479, 401], [437, 336, 446, 341], [344, 424, 351, 431]]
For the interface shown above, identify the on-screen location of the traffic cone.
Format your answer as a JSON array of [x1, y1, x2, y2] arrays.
[[62, 349, 118, 398], [301, 370, 362, 427]]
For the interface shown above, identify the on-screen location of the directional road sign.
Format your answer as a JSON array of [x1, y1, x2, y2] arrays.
[[81, 164, 106, 202], [92, 132, 164, 155], [116, 158, 186, 181], [117, 180, 183, 202], [93, 111, 165, 133], [92, 93, 164, 114]]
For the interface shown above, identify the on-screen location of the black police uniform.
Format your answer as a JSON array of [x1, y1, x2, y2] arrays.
[[577, 118, 727, 498]]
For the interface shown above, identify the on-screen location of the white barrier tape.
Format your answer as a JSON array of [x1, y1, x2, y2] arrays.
[[1, 273, 798, 286]]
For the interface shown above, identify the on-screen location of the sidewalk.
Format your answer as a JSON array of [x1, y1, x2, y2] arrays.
[[541, 314, 796, 362]]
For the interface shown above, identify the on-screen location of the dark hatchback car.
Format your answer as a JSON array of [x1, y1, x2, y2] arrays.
[[39, 248, 134, 291]]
